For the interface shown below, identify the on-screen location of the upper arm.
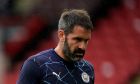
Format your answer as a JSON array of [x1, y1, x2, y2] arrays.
[[17, 58, 42, 84]]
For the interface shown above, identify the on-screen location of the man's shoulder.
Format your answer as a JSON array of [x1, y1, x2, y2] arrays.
[[27, 48, 54, 66]]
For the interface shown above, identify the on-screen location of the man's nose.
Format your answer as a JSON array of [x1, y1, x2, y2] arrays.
[[79, 42, 86, 50]]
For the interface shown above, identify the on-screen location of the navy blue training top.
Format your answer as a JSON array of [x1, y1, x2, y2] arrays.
[[17, 48, 94, 84]]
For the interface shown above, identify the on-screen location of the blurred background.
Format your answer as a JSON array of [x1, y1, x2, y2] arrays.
[[0, 0, 140, 84]]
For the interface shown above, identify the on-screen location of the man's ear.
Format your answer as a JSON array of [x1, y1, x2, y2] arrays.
[[58, 30, 65, 42]]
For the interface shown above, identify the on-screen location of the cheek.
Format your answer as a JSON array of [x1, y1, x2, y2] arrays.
[[67, 41, 77, 51], [69, 43, 79, 52], [67, 36, 79, 51]]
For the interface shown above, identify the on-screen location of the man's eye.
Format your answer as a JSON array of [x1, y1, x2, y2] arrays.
[[76, 38, 82, 42]]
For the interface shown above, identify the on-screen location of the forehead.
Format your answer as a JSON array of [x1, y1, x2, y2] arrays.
[[67, 25, 91, 39]]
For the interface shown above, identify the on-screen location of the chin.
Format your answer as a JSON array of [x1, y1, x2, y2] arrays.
[[73, 57, 83, 62]]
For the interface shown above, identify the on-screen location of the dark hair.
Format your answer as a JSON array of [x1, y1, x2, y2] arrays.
[[58, 9, 93, 35]]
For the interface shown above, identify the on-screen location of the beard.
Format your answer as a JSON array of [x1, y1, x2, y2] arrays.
[[62, 39, 85, 62]]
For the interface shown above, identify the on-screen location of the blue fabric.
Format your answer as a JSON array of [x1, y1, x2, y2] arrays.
[[17, 48, 94, 84]]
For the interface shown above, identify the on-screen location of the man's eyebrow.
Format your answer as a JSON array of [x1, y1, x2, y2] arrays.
[[74, 37, 90, 41]]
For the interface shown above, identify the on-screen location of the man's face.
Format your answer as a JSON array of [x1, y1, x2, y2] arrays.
[[62, 25, 91, 62]]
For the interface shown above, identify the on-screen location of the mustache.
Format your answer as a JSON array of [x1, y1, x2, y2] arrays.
[[74, 48, 85, 54]]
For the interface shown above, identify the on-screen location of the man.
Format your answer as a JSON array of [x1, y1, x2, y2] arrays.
[[17, 9, 94, 84]]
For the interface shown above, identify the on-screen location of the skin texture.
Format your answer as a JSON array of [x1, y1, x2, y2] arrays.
[[55, 25, 91, 62]]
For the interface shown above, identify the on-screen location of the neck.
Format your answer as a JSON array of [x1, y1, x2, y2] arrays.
[[54, 44, 65, 60]]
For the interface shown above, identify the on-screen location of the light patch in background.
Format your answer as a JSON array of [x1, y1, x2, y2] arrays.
[[0, 28, 8, 84], [101, 61, 115, 78], [133, 18, 140, 33], [124, 0, 135, 10], [6, 26, 27, 42]]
